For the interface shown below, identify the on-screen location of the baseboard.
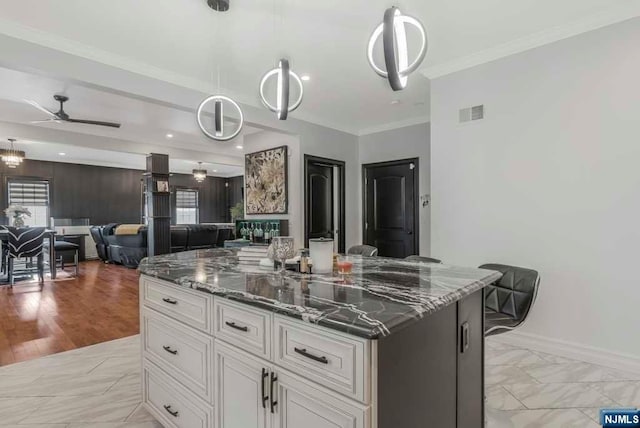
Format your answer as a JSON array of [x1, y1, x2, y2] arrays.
[[492, 330, 640, 375]]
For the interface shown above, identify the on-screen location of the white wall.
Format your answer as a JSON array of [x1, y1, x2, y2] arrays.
[[358, 123, 431, 255], [431, 18, 640, 358]]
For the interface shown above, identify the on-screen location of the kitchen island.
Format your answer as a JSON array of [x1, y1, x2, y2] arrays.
[[138, 249, 501, 428]]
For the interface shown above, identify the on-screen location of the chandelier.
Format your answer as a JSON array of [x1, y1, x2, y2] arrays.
[[192, 162, 207, 182], [1, 139, 25, 168]]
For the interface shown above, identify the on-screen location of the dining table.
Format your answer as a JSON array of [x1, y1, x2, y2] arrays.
[[0, 228, 58, 283]]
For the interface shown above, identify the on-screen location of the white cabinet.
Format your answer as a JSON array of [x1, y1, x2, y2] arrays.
[[215, 340, 271, 428], [273, 370, 369, 428], [143, 361, 214, 428], [215, 339, 368, 428], [140, 276, 373, 428]]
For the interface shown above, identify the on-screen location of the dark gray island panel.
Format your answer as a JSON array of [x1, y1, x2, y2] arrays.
[[377, 289, 485, 428]]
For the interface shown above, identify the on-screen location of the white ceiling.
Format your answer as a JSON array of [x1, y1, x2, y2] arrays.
[[1, 0, 636, 135], [13, 140, 244, 178], [0, 66, 254, 175]]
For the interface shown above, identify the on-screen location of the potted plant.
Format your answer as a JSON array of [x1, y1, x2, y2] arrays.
[[5, 205, 32, 227], [230, 202, 244, 222]]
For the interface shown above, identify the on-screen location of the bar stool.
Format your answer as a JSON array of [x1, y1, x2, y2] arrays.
[[347, 245, 379, 257], [50, 240, 80, 276], [405, 255, 442, 263], [480, 263, 540, 336]]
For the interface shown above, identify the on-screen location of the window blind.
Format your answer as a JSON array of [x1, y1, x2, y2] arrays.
[[176, 189, 198, 209], [8, 180, 50, 206]]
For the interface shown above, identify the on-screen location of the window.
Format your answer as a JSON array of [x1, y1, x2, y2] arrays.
[[175, 189, 199, 224], [8, 179, 51, 227]]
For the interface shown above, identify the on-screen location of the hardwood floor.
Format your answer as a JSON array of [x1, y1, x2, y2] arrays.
[[0, 260, 140, 366]]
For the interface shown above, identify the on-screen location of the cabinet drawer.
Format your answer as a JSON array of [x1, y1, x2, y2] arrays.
[[274, 316, 369, 403], [141, 276, 213, 333], [142, 308, 214, 403], [214, 298, 272, 359], [143, 360, 213, 428]]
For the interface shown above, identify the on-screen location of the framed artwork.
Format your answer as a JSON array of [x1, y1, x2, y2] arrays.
[[156, 180, 169, 192], [245, 145, 288, 214]]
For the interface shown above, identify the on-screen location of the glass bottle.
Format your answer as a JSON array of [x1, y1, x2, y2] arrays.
[[264, 223, 271, 243]]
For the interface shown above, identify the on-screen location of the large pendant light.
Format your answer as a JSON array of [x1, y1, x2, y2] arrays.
[[1, 138, 25, 168], [259, 58, 304, 120], [192, 162, 207, 182], [197, 95, 244, 141], [196, 2, 244, 141], [259, 0, 304, 120], [367, 6, 428, 91]]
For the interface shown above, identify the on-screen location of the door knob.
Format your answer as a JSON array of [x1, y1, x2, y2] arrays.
[[407, 231, 413, 235]]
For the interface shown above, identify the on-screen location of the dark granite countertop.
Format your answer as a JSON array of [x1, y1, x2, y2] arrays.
[[138, 249, 502, 339]]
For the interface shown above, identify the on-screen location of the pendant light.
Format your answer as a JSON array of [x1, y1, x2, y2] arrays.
[[192, 162, 207, 182], [260, 58, 304, 120], [367, 6, 428, 91], [196, 3, 244, 141], [259, 0, 304, 120], [1, 138, 25, 168]]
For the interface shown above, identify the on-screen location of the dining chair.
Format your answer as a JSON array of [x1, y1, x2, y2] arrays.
[[480, 263, 540, 336], [47, 240, 80, 277], [7, 226, 47, 289], [405, 255, 442, 264], [347, 245, 379, 257]]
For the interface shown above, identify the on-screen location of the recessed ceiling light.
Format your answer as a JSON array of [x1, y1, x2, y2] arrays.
[[390, 99, 401, 105], [301, 75, 311, 81], [166, 133, 174, 138], [236, 145, 243, 150], [213, 169, 218, 173], [58, 152, 66, 156]]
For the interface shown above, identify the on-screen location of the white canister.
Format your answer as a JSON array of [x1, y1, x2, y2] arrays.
[[309, 238, 334, 273]]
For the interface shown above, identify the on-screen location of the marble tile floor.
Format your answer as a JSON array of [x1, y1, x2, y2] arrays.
[[0, 335, 638, 427]]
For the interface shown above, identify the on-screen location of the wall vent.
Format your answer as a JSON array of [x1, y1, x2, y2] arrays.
[[459, 105, 484, 123]]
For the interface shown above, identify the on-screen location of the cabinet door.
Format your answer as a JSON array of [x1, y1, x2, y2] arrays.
[[272, 370, 368, 428], [215, 340, 271, 428], [457, 289, 485, 428]]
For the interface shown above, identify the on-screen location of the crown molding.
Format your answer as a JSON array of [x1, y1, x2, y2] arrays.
[[358, 116, 429, 137], [422, 3, 640, 79], [0, 18, 360, 136]]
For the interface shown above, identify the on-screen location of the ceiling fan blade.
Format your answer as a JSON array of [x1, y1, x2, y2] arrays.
[[24, 99, 58, 118], [66, 118, 121, 128], [30, 119, 62, 124]]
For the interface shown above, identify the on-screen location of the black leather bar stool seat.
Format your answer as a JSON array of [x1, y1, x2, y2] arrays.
[[405, 255, 442, 263], [480, 263, 540, 337], [347, 245, 379, 257]]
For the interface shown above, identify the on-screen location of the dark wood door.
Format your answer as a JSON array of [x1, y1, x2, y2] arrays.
[[363, 159, 418, 258], [307, 162, 334, 240]]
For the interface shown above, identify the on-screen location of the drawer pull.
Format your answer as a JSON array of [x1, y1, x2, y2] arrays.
[[225, 321, 249, 332], [163, 404, 179, 417], [270, 372, 278, 413], [163, 345, 178, 355], [294, 347, 328, 364], [261, 368, 269, 409], [162, 297, 178, 305]]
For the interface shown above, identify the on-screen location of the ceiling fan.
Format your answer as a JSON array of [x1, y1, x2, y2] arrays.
[[25, 95, 121, 128]]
